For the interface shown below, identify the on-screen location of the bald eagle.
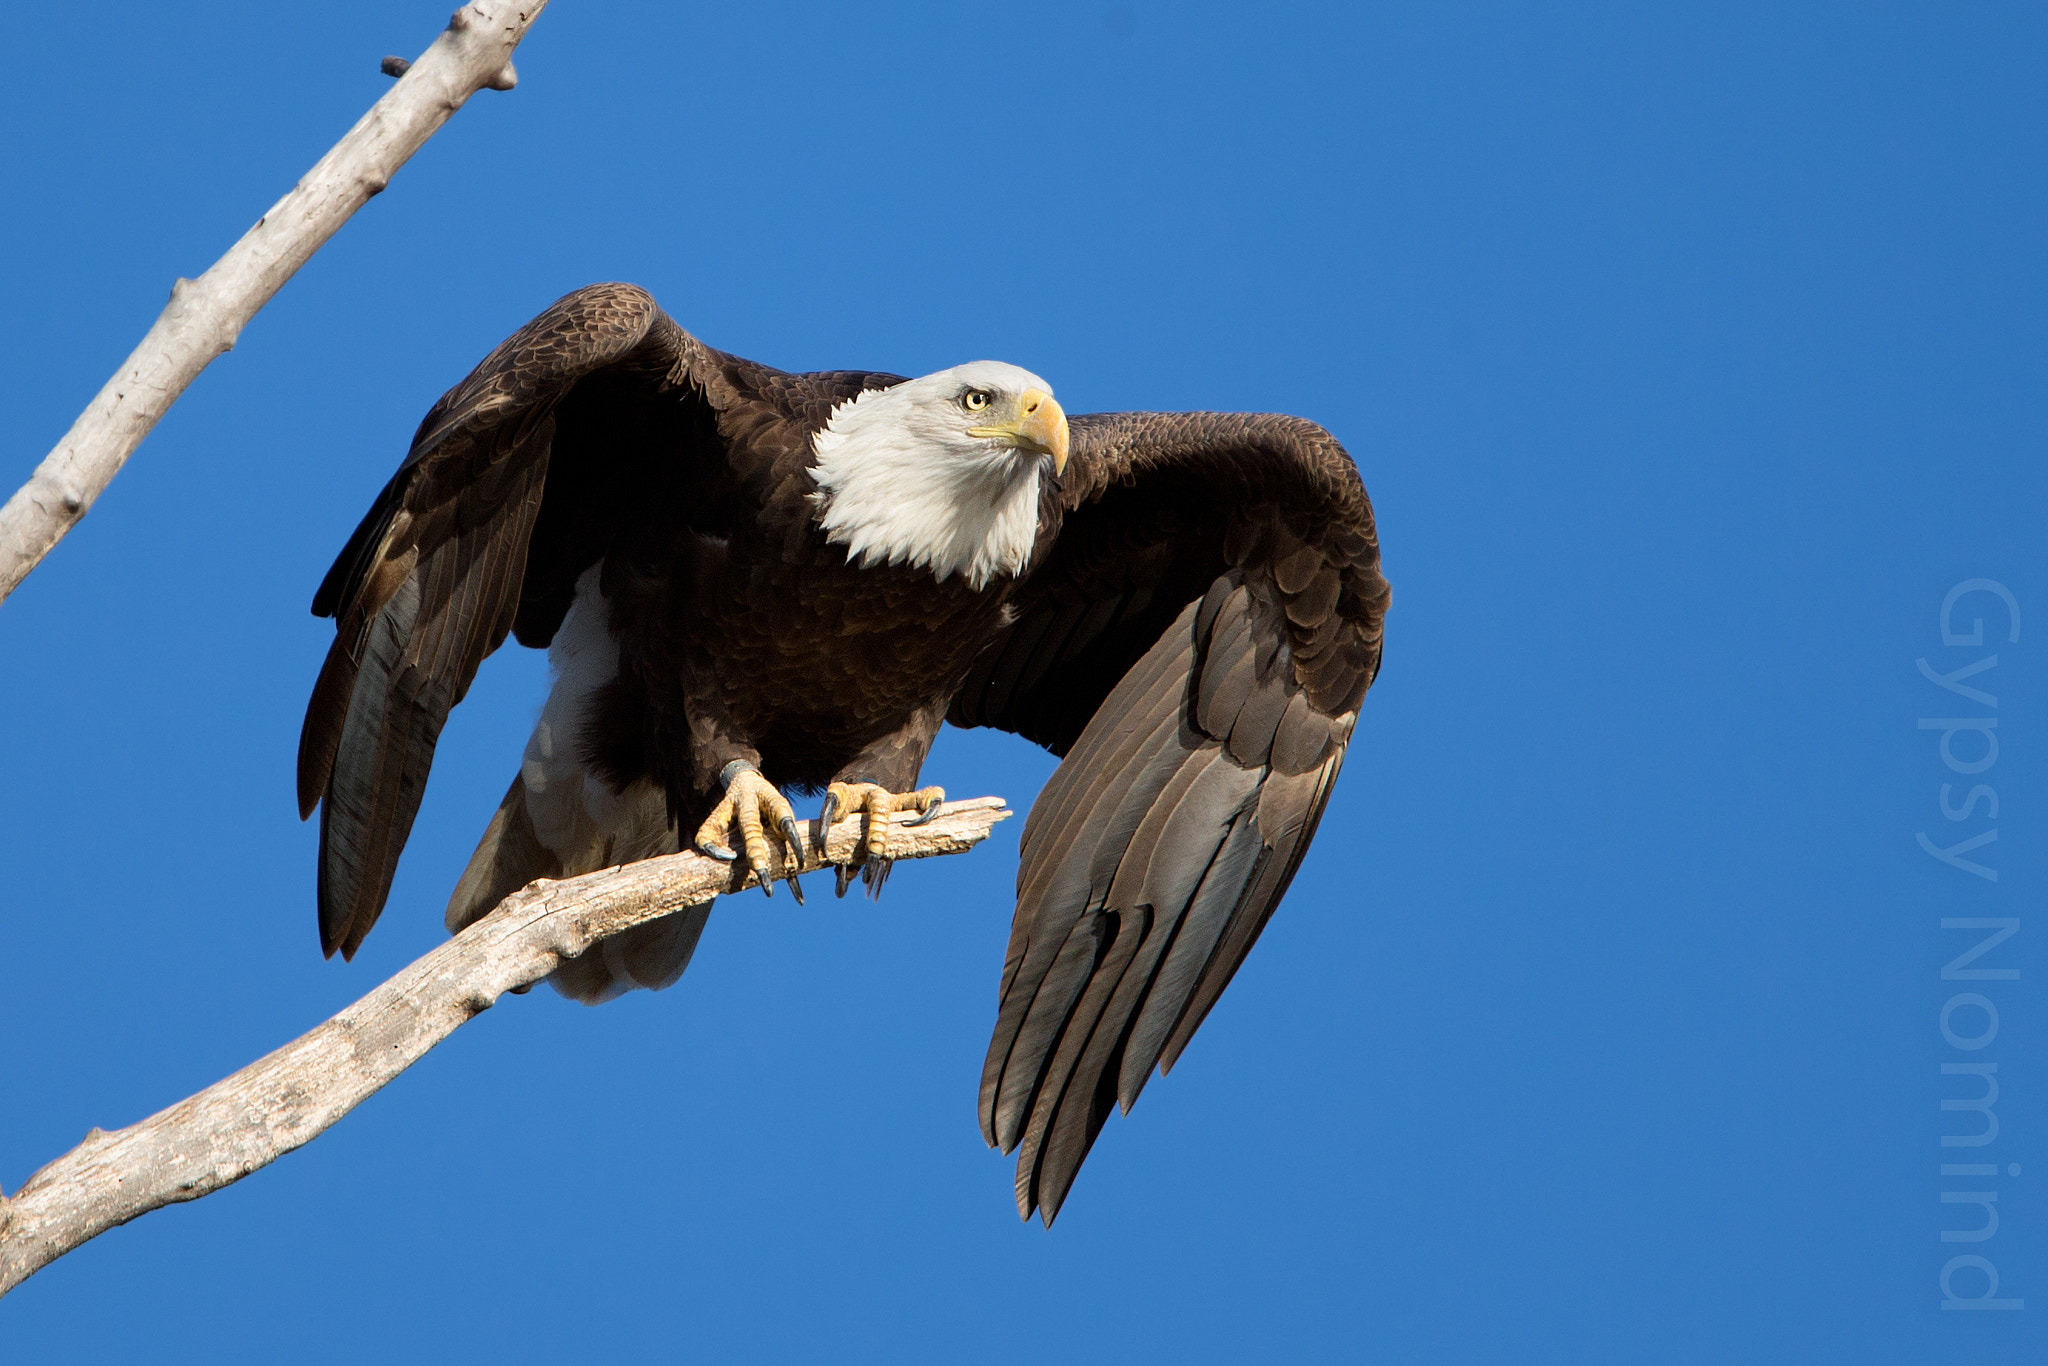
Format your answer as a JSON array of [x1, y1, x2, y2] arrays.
[[299, 284, 1388, 1224]]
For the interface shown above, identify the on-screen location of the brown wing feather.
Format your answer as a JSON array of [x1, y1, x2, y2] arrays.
[[298, 284, 773, 959], [954, 410, 1388, 1225]]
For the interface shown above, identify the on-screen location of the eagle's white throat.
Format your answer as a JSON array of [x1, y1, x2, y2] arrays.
[[808, 362, 1050, 591]]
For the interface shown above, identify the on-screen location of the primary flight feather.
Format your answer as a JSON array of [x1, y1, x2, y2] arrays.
[[299, 284, 1389, 1224]]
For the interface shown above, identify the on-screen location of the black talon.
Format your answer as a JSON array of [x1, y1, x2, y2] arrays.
[[700, 842, 738, 863], [835, 864, 858, 898], [758, 874, 774, 898], [904, 799, 944, 827], [819, 791, 842, 827], [777, 816, 807, 904]]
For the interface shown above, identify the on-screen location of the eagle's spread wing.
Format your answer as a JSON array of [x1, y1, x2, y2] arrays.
[[298, 283, 870, 959], [949, 411, 1389, 1224]]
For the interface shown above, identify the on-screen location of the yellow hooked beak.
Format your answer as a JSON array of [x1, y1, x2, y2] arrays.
[[970, 388, 1069, 477]]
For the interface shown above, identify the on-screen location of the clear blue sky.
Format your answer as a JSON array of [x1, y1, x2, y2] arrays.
[[2, 2, 2041, 1361]]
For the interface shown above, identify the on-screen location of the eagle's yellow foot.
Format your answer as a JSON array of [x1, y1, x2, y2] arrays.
[[818, 781, 945, 897], [695, 760, 806, 903]]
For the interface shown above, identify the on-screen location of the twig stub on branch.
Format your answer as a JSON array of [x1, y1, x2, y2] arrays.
[[0, 0, 552, 608]]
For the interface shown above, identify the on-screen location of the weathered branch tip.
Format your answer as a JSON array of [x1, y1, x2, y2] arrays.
[[0, 0, 552, 607], [0, 796, 1008, 1299]]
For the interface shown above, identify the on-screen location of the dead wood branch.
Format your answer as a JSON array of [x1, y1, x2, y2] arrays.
[[0, 0, 550, 607], [0, 797, 1010, 1298]]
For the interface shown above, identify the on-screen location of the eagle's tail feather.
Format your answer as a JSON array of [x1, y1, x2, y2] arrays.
[[448, 769, 710, 1005], [445, 772, 559, 934]]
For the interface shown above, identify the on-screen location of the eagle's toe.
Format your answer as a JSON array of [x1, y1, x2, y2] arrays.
[[820, 781, 946, 864], [694, 762, 804, 898]]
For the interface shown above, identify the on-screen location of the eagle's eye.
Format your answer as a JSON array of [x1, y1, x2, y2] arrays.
[[963, 389, 992, 412]]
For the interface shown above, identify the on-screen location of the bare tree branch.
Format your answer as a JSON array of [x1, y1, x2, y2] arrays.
[[0, 0, 551, 607], [0, 0, 1010, 1304], [0, 798, 1010, 1299]]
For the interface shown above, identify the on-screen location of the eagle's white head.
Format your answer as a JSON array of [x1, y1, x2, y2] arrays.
[[808, 360, 1069, 591]]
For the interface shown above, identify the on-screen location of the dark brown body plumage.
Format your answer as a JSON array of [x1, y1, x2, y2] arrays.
[[299, 283, 1389, 1224]]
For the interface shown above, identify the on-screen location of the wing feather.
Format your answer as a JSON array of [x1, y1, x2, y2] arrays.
[[956, 410, 1388, 1223], [1002, 709, 1226, 1151], [988, 674, 1191, 1145], [299, 285, 755, 957], [1117, 807, 1267, 1104]]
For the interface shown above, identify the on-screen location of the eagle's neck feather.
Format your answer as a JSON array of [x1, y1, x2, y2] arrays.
[[807, 387, 1041, 591]]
